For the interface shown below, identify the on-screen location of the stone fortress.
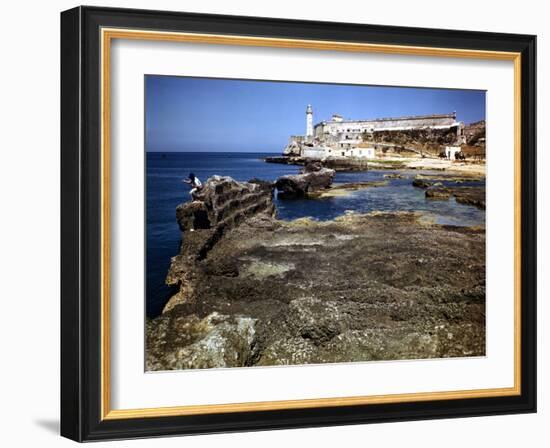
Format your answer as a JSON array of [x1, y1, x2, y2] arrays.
[[284, 105, 467, 160]]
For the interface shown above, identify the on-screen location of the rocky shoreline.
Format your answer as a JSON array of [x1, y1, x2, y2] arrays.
[[264, 155, 486, 177], [146, 174, 486, 371], [265, 155, 370, 171], [411, 174, 486, 210]]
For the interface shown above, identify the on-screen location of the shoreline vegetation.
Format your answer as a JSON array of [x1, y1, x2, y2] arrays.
[[146, 159, 486, 371]]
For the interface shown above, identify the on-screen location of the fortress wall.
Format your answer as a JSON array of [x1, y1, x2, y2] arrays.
[[369, 116, 456, 129], [315, 115, 457, 135]]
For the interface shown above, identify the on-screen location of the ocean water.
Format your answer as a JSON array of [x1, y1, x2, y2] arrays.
[[146, 152, 485, 317]]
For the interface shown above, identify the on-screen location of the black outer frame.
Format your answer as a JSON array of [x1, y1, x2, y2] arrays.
[[60, 6, 537, 442]]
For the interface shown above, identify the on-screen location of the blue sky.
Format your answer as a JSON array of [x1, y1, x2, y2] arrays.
[[145, 76, 486, 153]]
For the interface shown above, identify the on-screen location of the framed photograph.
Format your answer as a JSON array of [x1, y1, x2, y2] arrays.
[[60, 6, 536, 441]]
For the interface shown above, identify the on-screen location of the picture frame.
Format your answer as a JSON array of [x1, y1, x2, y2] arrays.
[[60, 5, 536, 442]]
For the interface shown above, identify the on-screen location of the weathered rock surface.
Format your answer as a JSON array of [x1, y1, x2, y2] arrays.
[[146, 312, 258, 370], [176, 175, 275, 232], [276, 163, 335, 199], [413, 174, 485, 209], [452, 187, 486, 210], [412, 178, 434, 189], [164, 176, 276, 313], [464, 120, 486, 147], [414, 173, 484, 183], [425, 186, 485, 209], [147, 211, 486, 370], [425, 187, 452, 200], [307, 181, 388, 199], [265, 156, 371, 172]]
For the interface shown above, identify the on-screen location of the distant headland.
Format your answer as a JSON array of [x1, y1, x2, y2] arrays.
[[265, 105, 486, 175]]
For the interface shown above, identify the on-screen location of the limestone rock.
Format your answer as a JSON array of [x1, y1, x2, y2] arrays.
[[276, 163, 335, 199], [176, 175, 275, 232], [147, 209, 486, 370], [286, 297, 343, 344], [146, 312, 258, 371], [412, 178, 433, 189], [452, 187, 486, 210], [425, 187, 452, 200]]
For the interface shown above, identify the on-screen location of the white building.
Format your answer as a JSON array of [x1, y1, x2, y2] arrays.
[[445, 146, 462, 159], [283, 105, 465, 159]]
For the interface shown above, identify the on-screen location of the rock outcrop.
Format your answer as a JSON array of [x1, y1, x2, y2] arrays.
[[464, 120, 486, 146], [371, 126, 462, 154], [147, 211, 486, 370], [275, 162, 335, 199], [176, 175, 275, 232], [451, 187, 486, 210], [425, 186, 485, 209], [146, 312, 258, 370], [425, 187, 452, 200], [307, 181, 388, 199], [164, 176, 276, 313], [412, 178, 435, 189]]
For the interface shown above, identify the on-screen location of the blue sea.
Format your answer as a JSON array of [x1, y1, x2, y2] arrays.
[[146, 152, 485, 317]]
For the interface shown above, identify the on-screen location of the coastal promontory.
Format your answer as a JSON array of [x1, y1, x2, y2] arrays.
[[146, 176, 486, 370]]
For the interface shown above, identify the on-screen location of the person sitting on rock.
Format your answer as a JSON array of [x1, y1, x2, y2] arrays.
[[182, 172, 202, 201]]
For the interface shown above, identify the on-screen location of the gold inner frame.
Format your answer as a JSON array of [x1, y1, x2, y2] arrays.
[[100, 27, 522, 420]]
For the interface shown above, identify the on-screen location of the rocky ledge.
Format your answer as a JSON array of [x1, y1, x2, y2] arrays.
[[175, 175, 275, 232], [410, 174, 485, 210], [163, 176, 276, 313], [275, 162, 335, 199], [265, 156, 370, 171], [306, 181, 388, 199], [147, 179, 486, 370], [426, 186, 486, 210]]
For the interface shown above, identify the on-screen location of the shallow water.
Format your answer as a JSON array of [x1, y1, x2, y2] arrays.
[[146, 152, 485, 316], [276, 169, 485, 226]]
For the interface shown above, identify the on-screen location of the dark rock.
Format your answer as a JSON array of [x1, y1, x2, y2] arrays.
[[248, 178, 275, 193], [452, 187, 486, 210], [176, 175, 275, 232], [175, 201, 211, 231], [464, 120, 486, 146], [146, 312, 258, 370], [165, 176, 276, 312], [302, 161, 323, 173], [286, 297, 342, 345], [422, 185, 485, 209], [426, 187, 452, 200], [412, 178, 433, 189], [276, 167, 335, 199], [307, 181, 388, 199], [264, 156, 296, 165], [372, 126, 461, 150]]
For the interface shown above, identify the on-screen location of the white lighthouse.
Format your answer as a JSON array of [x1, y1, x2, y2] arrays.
[[306, 104, 313, 141]]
